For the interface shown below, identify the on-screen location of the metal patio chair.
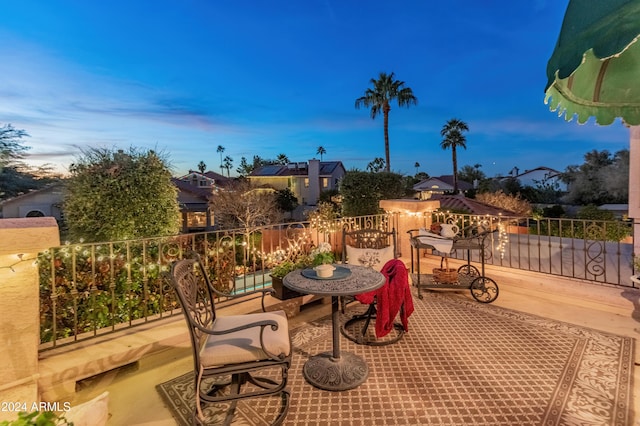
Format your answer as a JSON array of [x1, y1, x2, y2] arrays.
[[340, 228, 412, 345], [169, 256, 292, 425]]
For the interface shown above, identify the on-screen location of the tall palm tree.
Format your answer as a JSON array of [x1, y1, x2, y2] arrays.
[[223, 155, 233, 177], [216, 145, 225, 174], [414, 161, 420, 175], [440, 118, 469, 193], [355, 72, 417, 172], [197, 161, 206, 173], [316, 146, 326, 161]]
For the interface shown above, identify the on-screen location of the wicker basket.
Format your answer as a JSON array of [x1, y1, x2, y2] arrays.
[[432, 268, 458, 283]]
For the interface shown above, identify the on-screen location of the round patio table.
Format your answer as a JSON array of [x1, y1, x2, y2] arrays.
[[283, 264, 385, 391]]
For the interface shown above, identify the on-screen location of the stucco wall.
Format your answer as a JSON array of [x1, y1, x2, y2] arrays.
[[0, 218, 60, 421]]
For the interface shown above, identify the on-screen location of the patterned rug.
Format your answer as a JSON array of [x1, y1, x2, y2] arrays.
[[157, 291, 634, 425]]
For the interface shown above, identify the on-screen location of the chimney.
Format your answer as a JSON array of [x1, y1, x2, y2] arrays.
[[307, 159, 320, 205]]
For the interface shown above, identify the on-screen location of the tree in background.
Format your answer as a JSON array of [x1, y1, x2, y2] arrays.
[[366, 157, 385, 173], [340, 170, 405, 216], [276, 153, 289, 165], [209, 181, 281, 231], [274, 187, 298, 218], [317, 146, 326, 161], [561, 149, 628, 205], [197, 160, 206, 173], [236, 157, 252, 177], [63, 147, 180, 242], [223, 155, 233, 177], [458, 164, 485, 186], [355, 72, 418, 172], [440, 118, 469, 193], [0, 123, 29, 168], [0, 124, 60, 200], [216, 145, 225, 174], [414, 162, 420, 175]]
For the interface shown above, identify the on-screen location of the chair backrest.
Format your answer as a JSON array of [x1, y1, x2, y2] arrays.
[[169, 258, 218, 370], [342, 228, 397, 271]]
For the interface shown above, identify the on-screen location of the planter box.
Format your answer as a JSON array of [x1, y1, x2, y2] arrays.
[[270, 276, 304, 300]]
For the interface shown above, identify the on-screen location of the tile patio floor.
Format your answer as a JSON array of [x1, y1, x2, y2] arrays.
[[70, 258, 640, 425]]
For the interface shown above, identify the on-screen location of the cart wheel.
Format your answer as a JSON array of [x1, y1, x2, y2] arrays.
[[470, 277, 499, 303], [457, 264, 480, 277]]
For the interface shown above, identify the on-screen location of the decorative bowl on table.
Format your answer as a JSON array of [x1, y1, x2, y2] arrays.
[[314, 264, 336, 278]]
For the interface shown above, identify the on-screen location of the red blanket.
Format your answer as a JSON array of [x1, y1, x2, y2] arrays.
[[355, 259, 415, 338]]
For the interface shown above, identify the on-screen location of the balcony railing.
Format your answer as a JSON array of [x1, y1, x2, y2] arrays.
[[37, 212, 634, 352], [431, 212, 635, 286], [38, 214, 394, 351]]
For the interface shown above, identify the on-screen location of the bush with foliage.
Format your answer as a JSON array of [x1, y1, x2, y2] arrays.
[[0, 410, 72, 426], [475, 190, 532, 216], [340, 171, 405, 216], [63, 147, 180, 243]]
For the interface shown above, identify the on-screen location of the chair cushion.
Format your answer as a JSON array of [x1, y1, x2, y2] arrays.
[[345, 245, 394, 272], [199, 310, 290, 367]]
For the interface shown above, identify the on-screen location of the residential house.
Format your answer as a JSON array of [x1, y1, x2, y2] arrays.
[[0, 183, 65, 221], [247, 159, 346, 206], [413, 175, 473, 200], [173, 170, 232, 232], [500, 166, 567, 191]]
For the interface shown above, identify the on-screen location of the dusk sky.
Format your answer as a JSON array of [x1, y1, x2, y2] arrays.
[[1, 1, 630, 178]]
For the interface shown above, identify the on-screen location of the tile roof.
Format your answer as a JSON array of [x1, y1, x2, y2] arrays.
[[431, 194, 516, 216], [171, 178, 212, 200]]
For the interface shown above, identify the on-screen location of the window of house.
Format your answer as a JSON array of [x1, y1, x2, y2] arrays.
[[322, 177, 329, 188], [187, 212, 207, 228], [304, 178, 309, 188]]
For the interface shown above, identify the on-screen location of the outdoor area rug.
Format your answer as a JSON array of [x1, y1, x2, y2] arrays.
[[157, 291, 634, 425]]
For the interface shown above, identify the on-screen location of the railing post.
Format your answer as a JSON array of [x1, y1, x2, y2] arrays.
[[0, 218, 60, 419], [629, 126, 640, 262]]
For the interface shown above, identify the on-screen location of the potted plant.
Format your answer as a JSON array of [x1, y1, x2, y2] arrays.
[[269, 242, 336, 300], [270, 260, 305, 300]]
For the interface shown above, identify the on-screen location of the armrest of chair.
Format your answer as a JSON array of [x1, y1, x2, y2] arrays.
[[210, 286, 275, 312], [184, 251, 274, 312]]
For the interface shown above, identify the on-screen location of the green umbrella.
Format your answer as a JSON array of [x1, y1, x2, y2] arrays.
[[544, 0, 640, 259], [545, 0, 640, 125]]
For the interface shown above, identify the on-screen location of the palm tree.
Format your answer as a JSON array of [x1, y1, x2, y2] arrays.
[[223, 155, 233, 177], [316, 146, 326, 161], [355, 72, 417, 172], [216, 145, 225, 174], [366, 157, 385, 173], [276, 153, 289, 165], [197, 161, 206, 173], [440, 118, 469, 193], [414, 162, 420, 175]]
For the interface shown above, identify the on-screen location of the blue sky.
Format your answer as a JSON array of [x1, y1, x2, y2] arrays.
[[0, 0, 630, 178]]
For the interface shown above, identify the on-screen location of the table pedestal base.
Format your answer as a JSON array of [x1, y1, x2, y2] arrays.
[[302, 351, 368, 391]]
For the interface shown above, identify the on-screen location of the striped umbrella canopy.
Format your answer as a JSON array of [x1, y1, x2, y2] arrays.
[[544, 0, 640, 258], [544, 0, 640, 125]]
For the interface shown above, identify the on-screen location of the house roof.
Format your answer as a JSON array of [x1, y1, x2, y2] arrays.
[[413, 175, 473, 192], [176, 170, 232, 187], [431, 194, 516, 216], [250, 161, 344, 177], [0, 183, 65, 206], [171, 178, 212, 200], [202, 170, 232, 184], [499, 166, 563, 181]]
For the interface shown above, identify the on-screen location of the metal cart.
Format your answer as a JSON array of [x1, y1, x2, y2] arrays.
[[407, 227, 499, 303]]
